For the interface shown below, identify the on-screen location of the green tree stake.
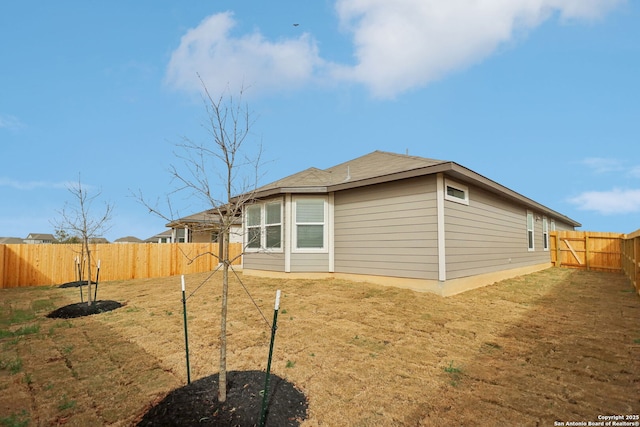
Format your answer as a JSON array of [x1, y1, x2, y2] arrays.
[[93, 259, 100, 302], [181, 275, 191, 384], [259, 289, 281, 427]]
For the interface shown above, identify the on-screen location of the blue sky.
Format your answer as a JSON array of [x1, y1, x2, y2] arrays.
[[1, 0, 638, 241]]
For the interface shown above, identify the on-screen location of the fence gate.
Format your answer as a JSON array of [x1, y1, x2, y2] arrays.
[[550, 231, 624, 273]]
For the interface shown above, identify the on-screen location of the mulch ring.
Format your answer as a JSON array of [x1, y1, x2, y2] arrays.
[[136, 370, 308, 427], [58, 280, 96, 288], [46, 300, 123, 319]]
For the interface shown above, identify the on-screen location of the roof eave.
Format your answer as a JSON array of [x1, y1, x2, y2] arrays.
[[446, 163, 582, 227]]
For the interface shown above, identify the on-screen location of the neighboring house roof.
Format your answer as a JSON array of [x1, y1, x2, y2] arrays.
[[89, 237, 110, 244], [166, 209, 242, 230], [25, 233, 56, 241], [114, 236, 144, 243], [250, 150, 581, 227], [0, 237, 23, 244]]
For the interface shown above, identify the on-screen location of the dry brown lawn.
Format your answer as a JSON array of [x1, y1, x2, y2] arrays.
[[1, 267, 639, 426]]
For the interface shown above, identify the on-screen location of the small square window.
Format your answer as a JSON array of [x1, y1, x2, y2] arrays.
[[444, 179, 469, 205]]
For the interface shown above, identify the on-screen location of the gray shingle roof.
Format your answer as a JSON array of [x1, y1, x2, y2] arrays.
[[249, 150, 581, 227], [254, 151, 446, 194]]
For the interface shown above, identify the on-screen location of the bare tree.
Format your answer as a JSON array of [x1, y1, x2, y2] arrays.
[[140, 79, 262, 402], [53, 176, 113, 305]]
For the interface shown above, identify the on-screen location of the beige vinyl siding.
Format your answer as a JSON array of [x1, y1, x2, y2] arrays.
[[553, 220, 576, 231], [334, 176, 439, 280], [444, 184, 550, 280], [290, 253, 329, 272], [191, 230, 215, 243], [243, 252, 285, 272]]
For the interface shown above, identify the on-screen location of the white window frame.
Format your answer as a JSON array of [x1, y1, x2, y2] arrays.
[[292, 196, 328, 253], [444, 179, 469, 205], [542, 217, 549, 251], [244, 200, 283, 253], [527, 211, 535, 251], [245, 204, 262, 250]]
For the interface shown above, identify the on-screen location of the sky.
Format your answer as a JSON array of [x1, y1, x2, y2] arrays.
[[1, 0, 639, 241]]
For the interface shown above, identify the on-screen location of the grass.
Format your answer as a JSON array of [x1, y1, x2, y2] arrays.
[[0, 357, 23, 375], [444, 360, 463, 386], [57, 395, 76, 411], [444, 360, 462, 374], [0, 309, 35, 328], [0, 268, 638, 426], [0, 410, 29, 427]]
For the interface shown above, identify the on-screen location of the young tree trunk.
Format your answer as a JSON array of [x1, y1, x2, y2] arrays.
[[218, 230, 230, 402], [85, 240, 93, 306]]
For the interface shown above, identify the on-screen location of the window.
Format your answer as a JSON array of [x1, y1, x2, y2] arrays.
[[294, 198, 326, 251], [527, 211, 534, 251], [542, 217, 549, 251], [444, 179, 469, 205], [246, 205, 261, 249], [265, 202, 282, 249], [245, 201, 282, 251]]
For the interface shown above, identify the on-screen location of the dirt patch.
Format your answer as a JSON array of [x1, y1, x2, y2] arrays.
[[1, 268, 639, 426]]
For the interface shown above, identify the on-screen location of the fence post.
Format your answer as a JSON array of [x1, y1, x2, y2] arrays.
[[555, 233, 561, 267], [585, 235, 590, 271]]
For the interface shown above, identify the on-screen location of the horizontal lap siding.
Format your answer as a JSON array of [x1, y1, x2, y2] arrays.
[[243, 252, 285, 272], [444, 186, 549, 280], [334, 176, 438, 280], [290, 253, 329, 272]]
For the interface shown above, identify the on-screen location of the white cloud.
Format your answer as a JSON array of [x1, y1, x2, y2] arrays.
[[332, 0, 625, 97], [165, 1, 625, 98], [569, 188, 640, 215], [0, 114, 24, 131], [580, 157, 625, 174], [0, 178, 72, 191], [165, 12, 325, 97]]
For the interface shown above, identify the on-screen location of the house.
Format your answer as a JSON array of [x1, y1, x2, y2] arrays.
[[166, 209, 243, 244], [239, 151, 580, 296], [145, 230, 174, 243], [23, 233, 57, 244]]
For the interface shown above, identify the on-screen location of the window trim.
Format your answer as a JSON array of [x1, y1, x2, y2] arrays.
[[444, 179, 469, 205], [542, 217, 549, 251], [292, 196, 328, 253], [244, 200, 284, 253], [527, 211, 535, 252]]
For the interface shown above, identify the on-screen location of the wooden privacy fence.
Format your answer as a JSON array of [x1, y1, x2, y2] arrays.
[[621, 229, 640, 294], [550, 231, 624, 273], [0, 243, 243, 289], [551, 230, 640, 294]]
